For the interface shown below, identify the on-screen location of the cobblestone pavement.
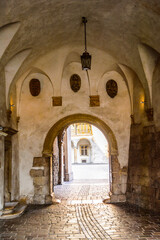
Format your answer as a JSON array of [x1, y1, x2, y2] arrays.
[[0, 180, 160, 240], [54, 179, 110, 204]]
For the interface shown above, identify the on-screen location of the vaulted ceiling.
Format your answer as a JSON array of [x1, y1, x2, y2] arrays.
[[1, 0, 160, 94]]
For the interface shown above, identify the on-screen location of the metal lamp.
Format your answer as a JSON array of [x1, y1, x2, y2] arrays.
[[81, 17, 91, 70]]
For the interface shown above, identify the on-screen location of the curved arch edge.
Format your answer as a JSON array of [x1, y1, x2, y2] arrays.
[[42, 113, 118, 156]]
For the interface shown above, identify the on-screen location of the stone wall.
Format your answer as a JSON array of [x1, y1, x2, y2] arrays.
[[110, 155, 127, 203], [127, 124, 160, 211], [30, 157, 52, 204]]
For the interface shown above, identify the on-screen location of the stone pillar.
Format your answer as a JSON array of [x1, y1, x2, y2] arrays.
[[30, 157, 52, 204], [2, 127, 18, 202], [52, 137, 59, 187], [4, 139, 12, 202], [74, 147, 77, 163], [64, 127, 73, 181], [0, 136, 5, 213], [109, 155, 127, 203], [11, 133, 19, 201], [58, 134, 64, 185]]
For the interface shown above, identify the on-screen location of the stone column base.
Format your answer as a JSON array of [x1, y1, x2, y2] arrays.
[[33, 194, 61, 205], [65, 172, 73, 181], [45, 195, 53, 204], [110, 194, 126, 203], [103, 197, 110, 204], [51, 193, 61, 205]]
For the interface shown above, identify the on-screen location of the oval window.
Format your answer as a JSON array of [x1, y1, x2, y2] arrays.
[[106, 80, 118, 98], [70, 74, 81, 92], [29, 79, 41, 96]]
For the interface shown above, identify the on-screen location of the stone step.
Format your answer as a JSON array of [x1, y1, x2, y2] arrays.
[[0, 202, 27, 219], [4, 202, 19, 214]]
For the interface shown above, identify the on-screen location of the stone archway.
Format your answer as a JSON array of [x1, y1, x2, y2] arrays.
[[42, 114, 118, 156], [31, 114, 127, 204]]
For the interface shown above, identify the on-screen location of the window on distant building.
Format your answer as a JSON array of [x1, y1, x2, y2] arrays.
[[81, 145, 88, 156], [82, 159, 87, 163]]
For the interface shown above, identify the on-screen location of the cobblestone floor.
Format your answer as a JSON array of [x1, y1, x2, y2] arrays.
[[54, 179, 110, 204], [0, 180, 160, 240]]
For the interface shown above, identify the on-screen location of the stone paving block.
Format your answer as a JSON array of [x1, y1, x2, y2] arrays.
[[1, 182, 160, 239]]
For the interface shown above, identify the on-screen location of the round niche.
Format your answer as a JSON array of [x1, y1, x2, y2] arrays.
[[106, 79, 118, 98], [70, 74, 81, 92], [29, 79, 41, 96]]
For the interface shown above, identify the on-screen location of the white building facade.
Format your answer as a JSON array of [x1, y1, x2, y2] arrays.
[[71, 123, 109, 164]]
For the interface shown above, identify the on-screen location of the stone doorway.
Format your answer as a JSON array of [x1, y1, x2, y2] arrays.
[[30, 114, 127, 204], [51, 124, 111, 202], [53, 123, 110, 202]]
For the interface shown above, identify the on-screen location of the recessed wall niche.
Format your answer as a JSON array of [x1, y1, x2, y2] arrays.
[[29, 79, 41, 96], [106, 79, 118, 98], [70, 74, 81, 92]]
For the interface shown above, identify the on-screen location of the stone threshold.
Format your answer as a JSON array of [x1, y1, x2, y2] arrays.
[[61, 197, 110, 205], [0, 202, 27, 219]]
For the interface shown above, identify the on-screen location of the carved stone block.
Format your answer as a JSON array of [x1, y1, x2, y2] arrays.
[[52, 96, 62, 106], [30, 169, 44, 177], [33, 177, 48, 186], [89, 95, 100, 107], [33, 157, 49, 167]]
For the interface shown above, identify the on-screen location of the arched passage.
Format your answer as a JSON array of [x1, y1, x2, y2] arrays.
[[42, 113, 118, 156], [30, 114, 127, 204]]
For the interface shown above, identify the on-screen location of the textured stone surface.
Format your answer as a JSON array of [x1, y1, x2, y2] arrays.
[[127, 124, 160, 211], [53, 137, 59, 186], [30, 157, 51, 204], [33, 157, 49, 167], [0, 182, 160, 239], [30, 169, 44, 177], [54, 180, 110, 203]]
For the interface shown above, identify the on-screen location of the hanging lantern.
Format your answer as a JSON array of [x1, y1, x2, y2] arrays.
[[81, 17, 91, 70], [81, 51, 91, 70]]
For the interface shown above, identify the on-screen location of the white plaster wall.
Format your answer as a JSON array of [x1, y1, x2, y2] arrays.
[[18, 73, 53, 197], [5, 49, 31, 107], [98, 71, 131, 166], [0, 22, 20, 59], [17, 47, 131, 199]]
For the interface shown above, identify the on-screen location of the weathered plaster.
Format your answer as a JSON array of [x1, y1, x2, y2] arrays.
[[0, 22, 20, 59], [5, 49, 31, 107], [138, 43, 160, 106]]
